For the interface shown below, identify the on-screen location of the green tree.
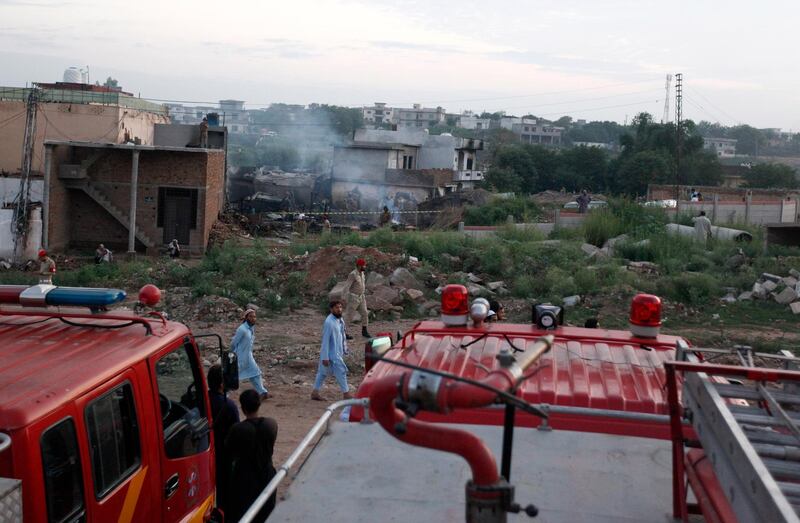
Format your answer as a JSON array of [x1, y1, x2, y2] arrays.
[[553, 116, 573, 128], [615, 150, 674, 195], [729, 125, 765, 156], [493, 145, 539, 190], [683, 151, 723, 187], [483, 167, 523, 193], [743, 163, 798, 188], [103, 77, 119, 88]]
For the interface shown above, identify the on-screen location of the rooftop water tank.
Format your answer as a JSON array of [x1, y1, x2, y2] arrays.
[[63, 67, 82, 83]]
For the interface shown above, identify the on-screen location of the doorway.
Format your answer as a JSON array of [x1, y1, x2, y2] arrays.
[[158, 187, 197, 245]]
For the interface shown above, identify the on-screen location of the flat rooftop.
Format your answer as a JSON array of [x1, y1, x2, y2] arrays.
[[44, 139, 222, 154], [0, 86, 168, 115]]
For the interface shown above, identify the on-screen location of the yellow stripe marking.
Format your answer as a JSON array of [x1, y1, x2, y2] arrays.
[[180, 494, 215, 523], [117, 466, 147, 523]]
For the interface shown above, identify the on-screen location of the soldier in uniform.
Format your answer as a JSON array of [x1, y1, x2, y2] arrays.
[[343, 258, 371, 339]]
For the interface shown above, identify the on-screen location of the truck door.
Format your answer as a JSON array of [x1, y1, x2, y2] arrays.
[[75, 371, 156, 522], [150, 339, 213, 522]]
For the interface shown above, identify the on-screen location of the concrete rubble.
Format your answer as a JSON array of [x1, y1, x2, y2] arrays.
[[740, 269, 800, 312], [389, 268, 426, 291]]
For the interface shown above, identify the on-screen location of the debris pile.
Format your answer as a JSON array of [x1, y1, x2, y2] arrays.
[[162, 287, 244, 323], [735, 270, 800, 314]]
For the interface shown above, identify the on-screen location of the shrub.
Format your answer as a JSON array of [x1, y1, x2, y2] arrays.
[[582, 198, 668, 247], [495, 224, 545, 243], [463, 196, 540, 225], [657, 272, 720, 305]]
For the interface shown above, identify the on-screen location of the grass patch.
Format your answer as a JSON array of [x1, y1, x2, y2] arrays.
[[463, 196, 540, 225]]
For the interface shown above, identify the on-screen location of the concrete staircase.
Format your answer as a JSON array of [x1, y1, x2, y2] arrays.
[[61, 178, 155, 248]]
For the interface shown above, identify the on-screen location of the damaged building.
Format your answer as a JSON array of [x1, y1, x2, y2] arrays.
[[228, 168, 321, 211], [43, 140, 225, 255], [325, 129, 484, 214]]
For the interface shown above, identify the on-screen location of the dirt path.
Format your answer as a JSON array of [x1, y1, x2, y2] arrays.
[[194, 308, 420, 497]]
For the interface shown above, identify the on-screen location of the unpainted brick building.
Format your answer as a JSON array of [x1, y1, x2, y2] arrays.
[[44, 140, 224, 255]]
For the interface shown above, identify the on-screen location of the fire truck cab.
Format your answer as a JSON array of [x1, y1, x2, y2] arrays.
[[0, 284, 222, 523]]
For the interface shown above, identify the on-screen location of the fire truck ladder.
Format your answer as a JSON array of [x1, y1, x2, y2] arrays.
[[667, 345, 800, 523]]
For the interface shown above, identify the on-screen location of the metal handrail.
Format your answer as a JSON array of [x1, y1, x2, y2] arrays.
[[239, 398, 369, 523], [0, 432, 10, 454]]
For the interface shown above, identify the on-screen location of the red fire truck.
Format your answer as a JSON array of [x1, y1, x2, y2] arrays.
[[0, 283, 232, 523], [256, 285, 800, 523]]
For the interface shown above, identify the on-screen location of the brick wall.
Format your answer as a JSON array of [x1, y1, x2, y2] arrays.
[[648, 184, 799, 202], [69, 191, 133, 250], [48, 146, 224, 253], [46, 145, 73, 251], [203, 151, 225, 247]]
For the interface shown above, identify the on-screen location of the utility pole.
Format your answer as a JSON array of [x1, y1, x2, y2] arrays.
[[662, 74, 672, 124], [13, 86, 39, 260], [674, 73, 683, 201]]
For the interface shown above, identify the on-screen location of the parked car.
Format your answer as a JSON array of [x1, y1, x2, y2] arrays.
[[563, 199, 607, 210]]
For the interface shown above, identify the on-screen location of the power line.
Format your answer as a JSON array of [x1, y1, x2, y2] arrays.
[[534, 98, 662, 118], [493, 88, 662, 112], [366, 77, 664, 106], [684, 87, 741, 125], [141, 77, 663, 110], [682, 95, 727, 125]]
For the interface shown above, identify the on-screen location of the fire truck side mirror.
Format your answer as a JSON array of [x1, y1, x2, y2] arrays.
[[222, 350, 239, 391]]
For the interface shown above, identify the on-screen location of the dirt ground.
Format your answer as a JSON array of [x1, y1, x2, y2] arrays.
[[190, 307, 419, 498]]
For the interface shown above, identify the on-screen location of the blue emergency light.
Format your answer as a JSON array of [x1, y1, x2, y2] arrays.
[[46, 287, 127, 307], [0, 284, 127, 308]]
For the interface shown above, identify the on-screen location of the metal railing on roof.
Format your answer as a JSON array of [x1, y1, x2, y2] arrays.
[[239, 398, 368, 523], [0, 86, 168, 115]]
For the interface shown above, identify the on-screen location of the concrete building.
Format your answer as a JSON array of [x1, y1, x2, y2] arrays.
[[703, 137, 737, 158], [395, 104, 446, 129], [328, 143, 453, 214], [457, 111, 491, 130], [219, 100, 248, 134], [43, 140, 225, 255], [362, 102, 396, 126], [326, 129, 484, 210], [0, 83, 170, 176], [498, 116, 536, 130], [512, 122, 563, 146]]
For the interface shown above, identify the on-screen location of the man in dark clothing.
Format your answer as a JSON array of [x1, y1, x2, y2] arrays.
[[379, 206, 391, 227], [224, 389, 278, 522], [207, 365, 239, 512], [576, 190, 591, 214], [200, 117, 209, 148]]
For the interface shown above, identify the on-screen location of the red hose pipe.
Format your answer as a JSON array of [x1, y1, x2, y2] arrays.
[[370, 373, 500, 486], [429, 370, 516, 412]]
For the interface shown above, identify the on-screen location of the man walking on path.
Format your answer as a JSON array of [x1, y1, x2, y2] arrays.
[[692, 211, 713, 246], [311, 301, 353, 401], [223, 390, 278, 522], [231, 309, 270, 400], [343, 258, 371, 339]]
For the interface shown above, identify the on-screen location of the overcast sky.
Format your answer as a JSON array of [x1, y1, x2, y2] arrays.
[[1, 0, 797, 129]]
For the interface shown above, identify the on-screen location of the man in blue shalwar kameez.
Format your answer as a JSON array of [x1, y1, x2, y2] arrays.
[[311, 301, 353, 401], [231, 309, 270, 400]]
